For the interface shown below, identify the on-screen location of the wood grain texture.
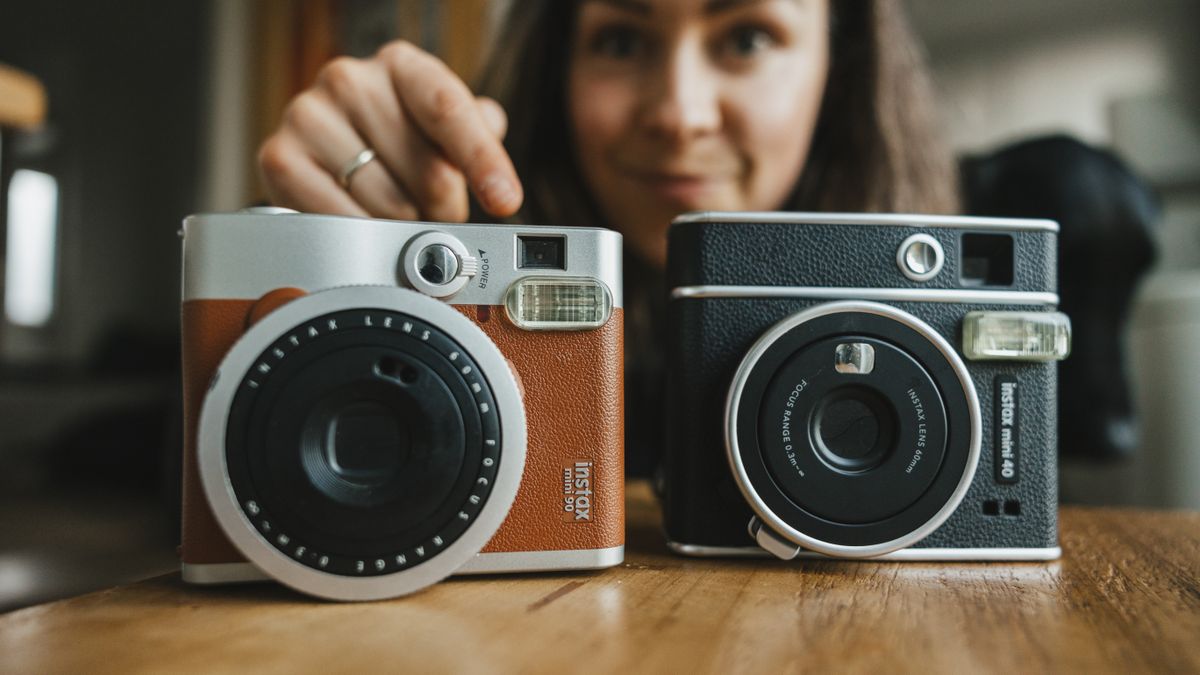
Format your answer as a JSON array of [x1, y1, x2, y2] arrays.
[[1, 482, 1197, 674]]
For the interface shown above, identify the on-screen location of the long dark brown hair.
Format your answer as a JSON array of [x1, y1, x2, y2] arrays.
[[474, 0, 960, 230]]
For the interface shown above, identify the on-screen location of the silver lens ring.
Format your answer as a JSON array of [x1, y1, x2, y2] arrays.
[[198, 286, 525, 600], [725, 300, 981, 558]]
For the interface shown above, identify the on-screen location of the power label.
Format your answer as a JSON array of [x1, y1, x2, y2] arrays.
[[994, 377, 1020, 484]]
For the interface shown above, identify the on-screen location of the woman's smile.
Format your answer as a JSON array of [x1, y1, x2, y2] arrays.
[[616, 159, 741, 207]]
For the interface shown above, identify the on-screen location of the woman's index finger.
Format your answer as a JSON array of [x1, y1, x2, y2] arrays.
[[381, 43, 523, 216]]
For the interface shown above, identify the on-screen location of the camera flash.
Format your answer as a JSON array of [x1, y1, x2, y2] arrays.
[[962, 311, 1071, 361], [504, 278, 612, 331]]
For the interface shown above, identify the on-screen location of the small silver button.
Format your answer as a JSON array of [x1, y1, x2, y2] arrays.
[[402, 231, 477, 298], [416, 244, 460, 286], [905, 244, 937, 274], [897, 234, 945, 282]]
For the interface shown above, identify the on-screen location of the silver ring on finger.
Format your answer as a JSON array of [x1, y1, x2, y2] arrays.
[[338, 148, 378, 190]]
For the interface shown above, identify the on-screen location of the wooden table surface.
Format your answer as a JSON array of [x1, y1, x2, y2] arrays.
[[2, 481, 1197, 674]]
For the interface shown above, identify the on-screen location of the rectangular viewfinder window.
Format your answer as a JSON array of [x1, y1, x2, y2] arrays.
[[960, 233, 1014, 287], [518, 235, 566, 270]]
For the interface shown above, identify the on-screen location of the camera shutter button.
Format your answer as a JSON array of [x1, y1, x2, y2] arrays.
[[897, 234, 945, 282], [416, 244, 461, 286], [403, 232, 477, 298]]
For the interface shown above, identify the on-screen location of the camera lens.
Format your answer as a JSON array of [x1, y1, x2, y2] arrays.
[[240, 339, 476, 548], [198, 287, 526, 600], [299, 385, 431, 510], [812, 386, 894, 473], [317, 400, 407, 488], [756, 335, 946, 525], [728, 301, 981, 555]]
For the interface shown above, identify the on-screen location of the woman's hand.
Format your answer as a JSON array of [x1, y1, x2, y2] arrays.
[[258, 40, 522, 221]]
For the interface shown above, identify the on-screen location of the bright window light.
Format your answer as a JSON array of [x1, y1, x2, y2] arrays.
[[5, 169, 59, 327]]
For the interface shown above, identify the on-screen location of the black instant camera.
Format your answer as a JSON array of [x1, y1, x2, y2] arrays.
[[662, 212, 1070, 561]]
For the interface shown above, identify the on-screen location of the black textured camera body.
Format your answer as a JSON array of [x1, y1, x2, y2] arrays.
[[664, 213, 1061, 558]]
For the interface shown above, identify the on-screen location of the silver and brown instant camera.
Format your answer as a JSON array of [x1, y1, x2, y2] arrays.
[[180, 209, 624, 600]]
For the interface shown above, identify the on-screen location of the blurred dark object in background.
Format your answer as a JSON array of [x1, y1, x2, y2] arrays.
[[0, 0, 205, 612], [47, 324, 183, 522], [962, 135, 1161, 461]]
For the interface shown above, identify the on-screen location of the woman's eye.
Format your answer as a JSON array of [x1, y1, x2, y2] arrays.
[[722, 25, 776, 59], [590, 25, 646, 59]]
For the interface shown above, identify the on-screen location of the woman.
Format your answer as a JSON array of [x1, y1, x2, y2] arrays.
[[257, 0, 958, 473]]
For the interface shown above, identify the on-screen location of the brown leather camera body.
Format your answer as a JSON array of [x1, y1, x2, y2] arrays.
[[181, 211, 628, 588], [181, 293, 624, 571]]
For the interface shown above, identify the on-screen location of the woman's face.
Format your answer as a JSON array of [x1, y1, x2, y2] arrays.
[[569, 0, 830, 266]]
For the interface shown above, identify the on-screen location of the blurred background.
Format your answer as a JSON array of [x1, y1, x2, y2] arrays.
[[0, 0, 1197, 612]]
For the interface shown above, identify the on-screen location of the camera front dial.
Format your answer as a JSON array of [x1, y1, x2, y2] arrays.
[[198, 286, 525, 600], [726, 301, 981, 558]]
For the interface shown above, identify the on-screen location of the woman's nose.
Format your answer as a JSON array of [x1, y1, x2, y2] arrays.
[[640, 39, 721, 143]]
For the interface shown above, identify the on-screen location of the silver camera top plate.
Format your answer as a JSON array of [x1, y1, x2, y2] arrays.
[[182, 212, 623, 308]]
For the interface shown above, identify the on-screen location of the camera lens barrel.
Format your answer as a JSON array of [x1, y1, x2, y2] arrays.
[[726, 301, 981, 557], [228, 321, 494, 557], [199, 287, 526, 600], [755, 334, 950, 524]]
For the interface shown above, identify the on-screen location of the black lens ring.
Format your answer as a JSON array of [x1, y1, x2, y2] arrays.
[[224, 309, 503, 577], [734, 310, 974, 548], [756, 336, 949, 524], [249, 340, 476, 544]]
